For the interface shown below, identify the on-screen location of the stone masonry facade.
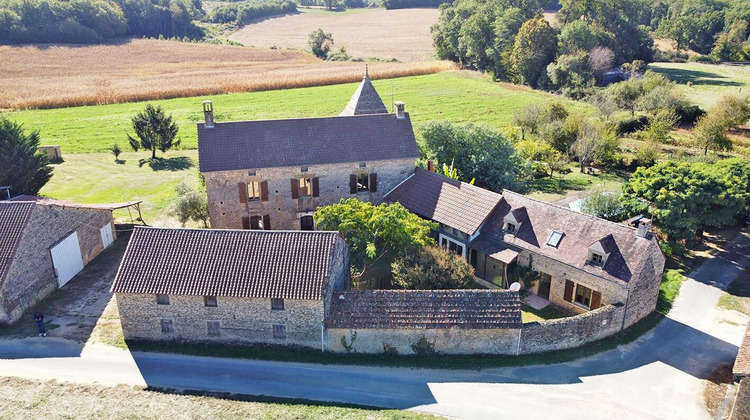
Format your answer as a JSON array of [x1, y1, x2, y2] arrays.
[[117, 294, 326, 348], [205, 158, 415, 230], [1, 204, 114, 323]]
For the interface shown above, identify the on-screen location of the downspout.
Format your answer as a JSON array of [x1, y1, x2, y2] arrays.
[[321, 322, 325, 353], [516, 326, 522, 355], [620, 286, 630, 332]]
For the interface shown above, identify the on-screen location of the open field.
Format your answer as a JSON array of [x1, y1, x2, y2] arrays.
[[6, 71, 592, 153], [649, 62, 750, 110], [0, 376, 435, 419], [0, 38, 451, 110], [229, 8, 440, 62]]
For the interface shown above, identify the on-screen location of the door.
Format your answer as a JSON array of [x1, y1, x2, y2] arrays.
[[100, 223, 114, 248], [300, 215, 314, 231], [538, 272, 552, 300], [50, 232, 84, 288]]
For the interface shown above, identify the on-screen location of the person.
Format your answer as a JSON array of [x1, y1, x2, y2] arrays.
[[33, 311, 46, 337]]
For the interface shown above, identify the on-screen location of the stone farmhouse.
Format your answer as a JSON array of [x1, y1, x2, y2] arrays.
[[0, 197, 117, 324], [198, 69, 419, 231], [386, 168, 666, 328]]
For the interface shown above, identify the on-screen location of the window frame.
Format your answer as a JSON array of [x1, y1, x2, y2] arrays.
[[271, 298, 285, 310], [250, 215, 264, 230], [299, 177, 312, 197], [505, 223, 516, 234], [574, 284, 593, 309], [439, 234, 467, 260], [204, 295, 218, 307], [356, 173, 369, 192], [591, 253, 604, 266], [247, 181, 261, 201], [300, 215, 314, 231], [272, 324, 286, 339], [160, 319, 174, 334], [156, 294, 170, 305]]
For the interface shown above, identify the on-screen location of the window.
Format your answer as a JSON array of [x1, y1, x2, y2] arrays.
[[357, 173, 369, 192], [440, 235, 465, 259], [156, 294, 170, 305], [204, 296, 217, 307], [591, 253, 604, 265], [300, 166, 308, 173], [247, 170, 256, 176], [546, 230, 563, 247], [359, 162, 367, 168], [271, 298, 285, 310], [247, 181, 261, 201], [505, 223, 516, 234], [299, 177, 311, 196], [273, 324, 286, 339], [300, 215, 314, 231], [574, 284, 593, 308], [250, 215, 263, 230], [160, 319, 174, 334], [207, 321, 220, 336]]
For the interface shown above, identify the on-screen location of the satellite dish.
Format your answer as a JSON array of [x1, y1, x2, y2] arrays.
[[509, 282, 521, 292]]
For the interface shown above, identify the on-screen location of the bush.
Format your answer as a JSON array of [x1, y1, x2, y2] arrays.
[[675, 104, 706, 126], [391, 246, 473, 289], [410, 336, 436, 356], [615, 115, 649, 135]]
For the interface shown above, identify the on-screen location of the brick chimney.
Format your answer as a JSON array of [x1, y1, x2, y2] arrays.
[[394, 101, 405, 119], [428, 160, 434, 172], [637, 218, 652, 238], [203, 100, 214, 128]]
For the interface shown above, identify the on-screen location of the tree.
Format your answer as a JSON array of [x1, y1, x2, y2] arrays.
[[314, 199, 436, 281], [419, 121, 529, 192], [557, 20, 616, 56], [510, 18, 558, 87], [171, 182, 209, 227], [694, 94, 750, 154], [111, 143, 122, 162], [308, 28, 333, 59], [127, 104, 180, 159], [0, 118, 53, 196], [588, 46, 614, 79], [512, 104, 545, 139], [546, 52, 594, 99], [580, 188, 624, 221], [391, 246, 474, 289], [570, 117, 598, 172], [516, 139, 569, 178]]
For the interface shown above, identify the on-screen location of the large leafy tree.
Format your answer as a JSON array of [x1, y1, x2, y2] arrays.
[[0, 118, 53, 196], [419, 120, 529, 192], [510, 18, 558, 87], [127, 104, 180, 159], [694, 94, 750, 154], [308, 28, 333, 59], [314, 199, 436, 281]]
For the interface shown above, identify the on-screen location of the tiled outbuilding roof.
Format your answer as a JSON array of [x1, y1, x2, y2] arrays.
[[472, 191, 665, 285], [198, 113, 418, 173], [735, 323, 750, 379], [384, 168, 503, 235], [111, 227, 344, 300], [326, 289, 522, 329], [340, 71, 388, 116], [0, 202, 34, 283]]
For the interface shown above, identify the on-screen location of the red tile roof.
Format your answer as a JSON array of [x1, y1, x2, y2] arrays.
[[111, 227, 345, 300], [0, 202, 34, 283], [326, 289, 522, 329], [384, 167, 503, 235], [735, 323, 750, 379]]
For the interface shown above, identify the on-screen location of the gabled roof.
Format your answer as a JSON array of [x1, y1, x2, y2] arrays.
[[111, 227, 345, 300], [326, 289, 522, 329], [472, 191, 665, 285], [0, 202, 34, 283], [384, 167, 502, 235], [198, 113, 419, 173], [340, 69, 388, 116], [9, 195, 140, 210]]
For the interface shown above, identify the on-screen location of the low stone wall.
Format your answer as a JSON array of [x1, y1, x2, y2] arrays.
[[325, 327, 520, 355], [519, 303, 626, 354]]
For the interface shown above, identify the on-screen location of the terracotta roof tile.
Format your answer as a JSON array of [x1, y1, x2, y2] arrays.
[[326, 289, 522, 329], [384, 168, 502, 235], [111, 227, 344, 300], [735, 323, 750, 379], [0, 202, 34, 283]]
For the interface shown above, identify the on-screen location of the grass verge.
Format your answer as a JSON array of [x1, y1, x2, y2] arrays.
[[521, 303, 572, 323], [657, 269, 687, 315], [718, 276, 750, 316]]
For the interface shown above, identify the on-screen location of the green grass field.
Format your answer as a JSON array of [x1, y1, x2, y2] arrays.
[[649, 62, 750, 110], [4, 71, 591, 154]]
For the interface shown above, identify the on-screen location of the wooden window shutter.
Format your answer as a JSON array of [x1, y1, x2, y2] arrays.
[[262, 214, 271, 230], [241, 216, 250, 230], [369, 173, 378, 193], [260, 181, 269, 202], [312, 177, 320, 197], [563, 280, 574, 302], [590, 290, 602, 310], [290, 178, 299, 199], [238, 183, 247, 203], [349, 174, 357, 194]]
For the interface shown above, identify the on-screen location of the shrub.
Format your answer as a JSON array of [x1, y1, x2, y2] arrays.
[[391, 246, 474, 289], [382, 342, 398, 356], [615, 115, 649, 135], [410, 336, 436, 356], [675, 104, 705, 126]]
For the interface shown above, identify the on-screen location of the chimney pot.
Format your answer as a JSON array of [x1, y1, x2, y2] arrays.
[[637, 218, 652, 238], [394, 101, 405, 119], [203, 100, 214, 128], [428, 160, 434, 172]]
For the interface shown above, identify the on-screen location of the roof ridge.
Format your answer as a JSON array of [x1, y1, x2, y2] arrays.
[[199, 112, 398, 127], [133, 226, 340, 235]]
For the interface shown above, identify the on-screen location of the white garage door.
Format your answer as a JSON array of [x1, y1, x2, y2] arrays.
[[100, 223, 114, 248], [50, 232, 84, 288]]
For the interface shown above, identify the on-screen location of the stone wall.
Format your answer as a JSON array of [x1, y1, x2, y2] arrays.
[[0, 204, 114, 324], [519, 303, 626, 354], [325, 327, 520, 355], [117, 293, 325, 348], [322, 238, 351, 319], [622, 253, 661, 328], [204, 158, 415, 230]]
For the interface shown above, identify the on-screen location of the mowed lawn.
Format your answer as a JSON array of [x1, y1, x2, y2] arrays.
[[649, 62, 750, 110], [7, 71, 591, 154]]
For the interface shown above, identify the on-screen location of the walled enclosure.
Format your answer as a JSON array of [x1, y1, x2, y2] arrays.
[[117, 294, 326, 348], [204, 158, 415, 230], [1, 204, 114, 324]]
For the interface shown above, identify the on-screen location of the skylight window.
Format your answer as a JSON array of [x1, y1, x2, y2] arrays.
[[547, 230, 563, 247]]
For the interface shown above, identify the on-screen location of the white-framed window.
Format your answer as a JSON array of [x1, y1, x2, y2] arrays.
[[439, 234, 467, 260], [591, 253, 604, 266], [247, 181, 261, 201]]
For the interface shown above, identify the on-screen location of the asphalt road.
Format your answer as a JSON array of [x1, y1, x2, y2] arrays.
[[1, 232, 749, 419]]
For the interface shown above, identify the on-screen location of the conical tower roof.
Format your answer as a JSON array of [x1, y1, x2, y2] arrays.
[[340, 67, 388, 116]]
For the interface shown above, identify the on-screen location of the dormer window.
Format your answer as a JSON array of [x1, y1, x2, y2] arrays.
[[505, 223, 516, 234], [588, 236, 613, 268], [591, 253, 604, 265], [503, 207, 525, 236]]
